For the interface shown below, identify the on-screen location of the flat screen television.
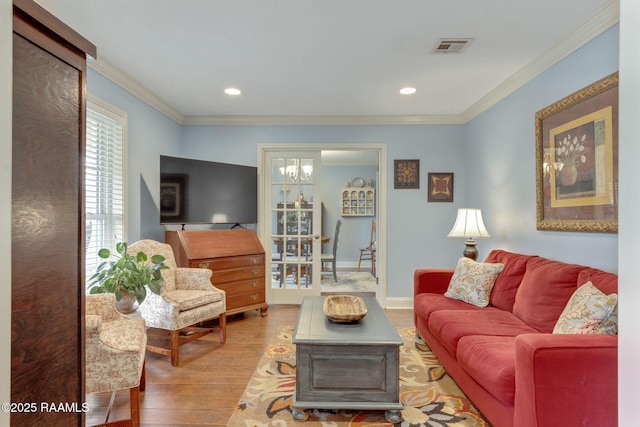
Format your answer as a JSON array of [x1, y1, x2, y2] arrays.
[[159, 155, 258, 226]]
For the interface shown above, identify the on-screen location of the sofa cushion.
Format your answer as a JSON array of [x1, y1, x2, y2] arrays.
[[414, 293, 484, 323], [553, 281, 618, 334], [512, 257, 583, 333], [485, 250, 537, 312], [428, 309, 538, 358], [577, 268, 618, 295], [444, 257, 504, 307], [457, 335, 517, 405]]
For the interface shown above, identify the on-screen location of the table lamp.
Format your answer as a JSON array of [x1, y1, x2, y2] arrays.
[[447, 208, 491, 261]]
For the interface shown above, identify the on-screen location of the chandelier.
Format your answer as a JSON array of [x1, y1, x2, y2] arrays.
[[280, 159, 312, 183]]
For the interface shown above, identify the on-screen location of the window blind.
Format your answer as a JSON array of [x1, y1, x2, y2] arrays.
[[85, 98, 127, 287]]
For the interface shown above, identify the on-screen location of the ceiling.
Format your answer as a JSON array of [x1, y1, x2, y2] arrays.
[[36, 0, 618, 125]]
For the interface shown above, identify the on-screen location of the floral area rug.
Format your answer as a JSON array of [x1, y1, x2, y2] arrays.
[[227, 325, 489, 426]]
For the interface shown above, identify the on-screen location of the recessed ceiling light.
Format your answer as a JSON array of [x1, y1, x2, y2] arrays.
[[400, 87, 417, 95], [224, 87, 242, 95]]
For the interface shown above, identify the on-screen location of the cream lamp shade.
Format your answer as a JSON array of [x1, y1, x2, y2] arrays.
[[447, 208, 490, 260]]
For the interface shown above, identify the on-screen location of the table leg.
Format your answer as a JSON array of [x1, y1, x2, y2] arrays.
[[385, 409, 402, 423], [292, 408, 309, 421]]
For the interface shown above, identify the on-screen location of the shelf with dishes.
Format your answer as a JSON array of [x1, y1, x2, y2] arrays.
[[341, 187, 375, 216]]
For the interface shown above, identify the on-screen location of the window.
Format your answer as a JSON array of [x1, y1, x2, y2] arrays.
[[85, 96, 127, 286]]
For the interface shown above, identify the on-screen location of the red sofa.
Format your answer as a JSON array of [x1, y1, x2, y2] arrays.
[[414, 249, 617, 427]]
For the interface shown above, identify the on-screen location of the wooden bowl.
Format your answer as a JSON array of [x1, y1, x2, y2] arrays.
[[323, 295, 367, 323]]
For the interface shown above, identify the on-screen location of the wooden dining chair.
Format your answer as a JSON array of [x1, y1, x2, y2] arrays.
[[320, 220, 341, 282], [357, 219, 376, 277]]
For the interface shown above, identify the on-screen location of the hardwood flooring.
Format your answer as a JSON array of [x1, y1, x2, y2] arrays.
[[86, 304, 414, 426]]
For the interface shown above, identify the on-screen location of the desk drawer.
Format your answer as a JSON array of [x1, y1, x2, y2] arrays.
[[208, 265, 264, 285], [226, 289, 265, 311], [215, 278, 263, 295], [193, 254, 264, 270]]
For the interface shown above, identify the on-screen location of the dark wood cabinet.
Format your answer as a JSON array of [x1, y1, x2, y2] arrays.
[[11, 1, 96, 425], [166, 230, 269, 316]]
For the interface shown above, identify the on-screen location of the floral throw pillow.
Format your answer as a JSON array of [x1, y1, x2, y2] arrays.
[[444, 257, 505, 307], [553, 281, 618, 335]]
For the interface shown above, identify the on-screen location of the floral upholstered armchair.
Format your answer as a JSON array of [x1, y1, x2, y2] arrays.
[[127, 239, 226, 366], [85, 293, 146, 427]]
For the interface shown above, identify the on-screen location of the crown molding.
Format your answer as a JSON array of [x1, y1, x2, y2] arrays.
[[88, 58, 185, 124], [89, 0, 618, 127], [460, 0, 619, 123], [181, 114, 465, 126]]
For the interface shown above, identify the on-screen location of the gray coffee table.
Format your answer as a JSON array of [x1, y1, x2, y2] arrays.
[[292, 296, 404, 422]]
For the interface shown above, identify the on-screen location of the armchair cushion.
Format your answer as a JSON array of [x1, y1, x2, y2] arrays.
[[164, 289, 223, 312], [99, 318, 147, 353]]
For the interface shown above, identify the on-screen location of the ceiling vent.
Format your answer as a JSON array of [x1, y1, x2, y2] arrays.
[[432, 38, 474, 53]]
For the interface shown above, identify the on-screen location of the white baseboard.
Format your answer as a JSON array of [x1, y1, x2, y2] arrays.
[[383, 297, 413, 309]]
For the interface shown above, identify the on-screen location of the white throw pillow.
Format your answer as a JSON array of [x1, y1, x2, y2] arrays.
[[444, 257, 504, 307], [553, 281, 618, 334]]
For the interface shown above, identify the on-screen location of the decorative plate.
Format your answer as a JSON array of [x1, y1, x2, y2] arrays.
[[323, 295, 368, 323], [351, 177, 365, 188]]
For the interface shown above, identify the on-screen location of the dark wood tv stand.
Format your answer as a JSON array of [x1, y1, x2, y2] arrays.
[[166, 229, 269, 317]]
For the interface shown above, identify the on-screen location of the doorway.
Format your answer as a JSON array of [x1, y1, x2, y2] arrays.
[[258, 144, 387, 306]]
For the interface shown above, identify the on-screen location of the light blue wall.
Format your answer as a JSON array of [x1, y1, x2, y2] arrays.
[[85, 24, 619, 298], [465, 25, 620, 272], [180, 124, 466, 297], [87, 70, 183, 242]]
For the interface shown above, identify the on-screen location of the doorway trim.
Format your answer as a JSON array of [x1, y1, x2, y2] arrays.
[[257, 143, 388, 307]]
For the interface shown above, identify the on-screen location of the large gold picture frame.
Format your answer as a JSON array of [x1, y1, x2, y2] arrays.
[[535, 72, 618, 233]]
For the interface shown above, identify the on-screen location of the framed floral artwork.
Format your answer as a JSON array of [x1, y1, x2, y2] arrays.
[[535, 72, 618, 233], [394, 159, 419, 189], [428, 173, 454, 202]]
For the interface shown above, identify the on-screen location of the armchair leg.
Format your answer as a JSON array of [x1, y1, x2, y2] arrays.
[[139, 360, 146, 392], [90, 386, 140, 427], [170, 330, 180, 367], [130, 386, 140, 427], [219, 313, 227, 343]]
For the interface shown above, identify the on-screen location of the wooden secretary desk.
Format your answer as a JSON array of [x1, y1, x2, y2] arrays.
[[166, 229, 269, 316]]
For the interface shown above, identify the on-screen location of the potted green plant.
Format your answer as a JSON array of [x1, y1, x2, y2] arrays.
[[88, 242, 168, 313]]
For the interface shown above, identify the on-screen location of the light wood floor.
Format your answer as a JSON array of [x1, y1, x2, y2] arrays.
[[86, 304, 415, 426]]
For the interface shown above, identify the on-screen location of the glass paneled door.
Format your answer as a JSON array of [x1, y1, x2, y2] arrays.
[[267, 151, 322, 304]]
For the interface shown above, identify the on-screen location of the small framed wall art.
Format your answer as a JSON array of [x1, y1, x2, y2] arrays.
[[427, 172, 454, 202], [394, 159, 419, 189]]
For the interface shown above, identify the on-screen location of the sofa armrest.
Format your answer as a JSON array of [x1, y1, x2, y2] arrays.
[[514, 333, 617, 427], [414, 269, 454, 295]]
